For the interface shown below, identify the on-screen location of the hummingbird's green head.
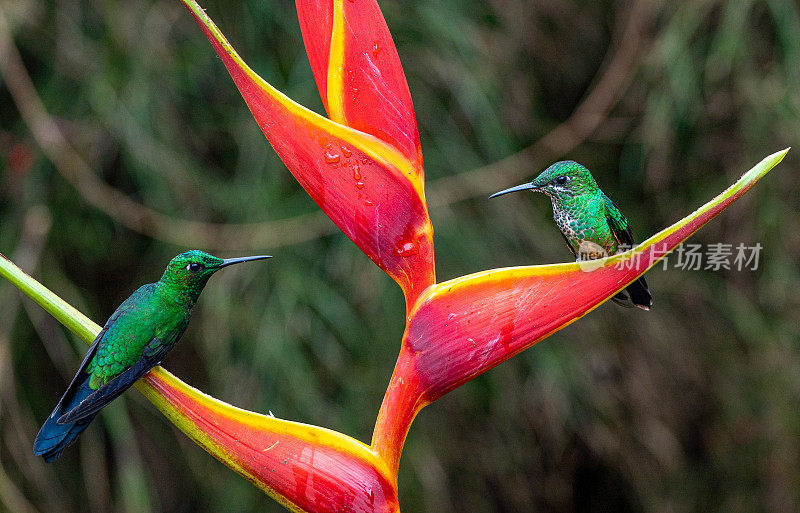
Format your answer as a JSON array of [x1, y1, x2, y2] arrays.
[[159, 250, 271, 301], [530, 161, 597, 197], [489, 161, 598, 200]]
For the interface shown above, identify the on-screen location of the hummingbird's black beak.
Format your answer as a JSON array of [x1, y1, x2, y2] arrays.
[[488, 182, 539, 199], [218, 255, 272, 268]]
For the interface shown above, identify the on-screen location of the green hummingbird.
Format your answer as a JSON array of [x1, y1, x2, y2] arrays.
[[34, 250, 271, 462], [490, 160, 652, 310]]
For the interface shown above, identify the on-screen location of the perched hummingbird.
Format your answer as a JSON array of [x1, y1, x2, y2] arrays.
[[490, 160, 652, 310], [34, 250, 271, 462]]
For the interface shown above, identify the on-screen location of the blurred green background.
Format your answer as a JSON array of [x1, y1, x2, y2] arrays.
[[1, 0, 799, 511]]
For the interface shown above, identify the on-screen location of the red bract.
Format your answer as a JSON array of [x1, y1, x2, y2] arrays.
[[372, 158, 785, 469], [183, 2, 434, 312], [1, 1, 787, 512], [140, 369, 399, 513]]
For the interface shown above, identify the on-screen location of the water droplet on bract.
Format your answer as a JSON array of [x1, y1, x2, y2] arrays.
[[324, 150, 340, 164], [353, 163, 361, 180], [365, 200, 373, 206], [395, 240, 418, 257], [360, 155, 369, 164], [372, 41, 381, 58], [341, 145, 352, 158], [356, 180, 366, 189]]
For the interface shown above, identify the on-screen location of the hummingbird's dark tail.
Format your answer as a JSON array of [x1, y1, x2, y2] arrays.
[[612, 276, 652, 311], [34, 380, 97, 462]]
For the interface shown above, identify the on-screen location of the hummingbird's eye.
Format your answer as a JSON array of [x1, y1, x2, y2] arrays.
[[555, 175, 568, 185], [187, 262, 204, 273]]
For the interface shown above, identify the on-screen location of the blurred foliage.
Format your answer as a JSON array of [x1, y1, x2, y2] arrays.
[[1, 0, 799, 511]]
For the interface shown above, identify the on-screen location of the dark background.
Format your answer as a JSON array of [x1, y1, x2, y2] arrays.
[[1, 0, 799, 511]]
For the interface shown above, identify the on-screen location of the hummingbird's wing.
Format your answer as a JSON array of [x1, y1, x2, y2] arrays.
[[57, 333, 178, 424], [52, 330, 104, 413], [50, 291, 143, 414], [602, 195, 635, 249], [600, 203, 636, 308], [603, 195, 652, 310]]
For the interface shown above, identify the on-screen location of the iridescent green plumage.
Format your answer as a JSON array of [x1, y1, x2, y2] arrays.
[[34, 250, 270, 462], [86, 284, 183, 389], [491, 161, 652, 310]]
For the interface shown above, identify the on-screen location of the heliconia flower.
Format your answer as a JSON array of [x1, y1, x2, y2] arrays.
[[0, 0, 788, 511]]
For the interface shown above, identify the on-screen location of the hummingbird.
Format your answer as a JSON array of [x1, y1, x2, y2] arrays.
[[490, 160, 652, 310], [34, 250, 271, 462]]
